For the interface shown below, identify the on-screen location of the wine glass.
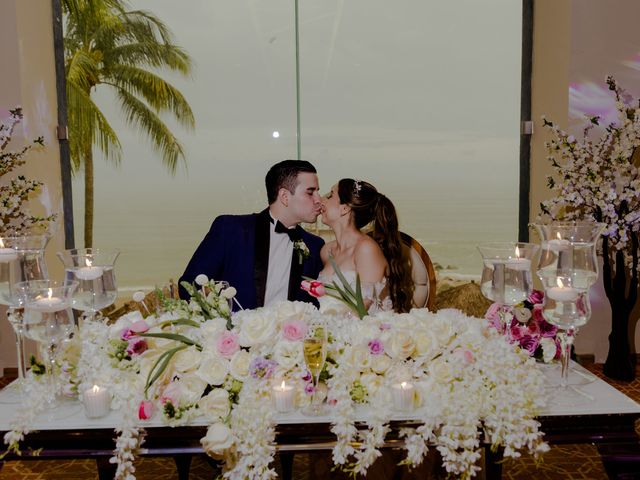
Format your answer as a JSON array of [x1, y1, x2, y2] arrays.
[[17, 280, 78, 407], [477, 242, 539, 339], [302, 320, 328, 416], [532, 221, 606, 401], [57, 248, 119, 322]]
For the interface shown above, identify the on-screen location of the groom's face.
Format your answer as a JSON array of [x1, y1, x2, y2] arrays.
[[287, 172, 322, 223]]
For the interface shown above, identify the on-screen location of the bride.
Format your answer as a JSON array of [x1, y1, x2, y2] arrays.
[[318, 178, 413, 313]]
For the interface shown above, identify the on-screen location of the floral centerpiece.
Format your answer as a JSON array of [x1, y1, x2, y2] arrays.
[[540, 76, 640, 380], [485, 290, 560, 363], [4, 276, 549, 480]]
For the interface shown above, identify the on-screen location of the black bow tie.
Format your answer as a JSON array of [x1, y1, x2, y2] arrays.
[[274, 220, 302, 242]]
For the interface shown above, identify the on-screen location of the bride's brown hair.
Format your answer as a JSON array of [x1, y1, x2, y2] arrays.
[[337, 179, 414, 313]]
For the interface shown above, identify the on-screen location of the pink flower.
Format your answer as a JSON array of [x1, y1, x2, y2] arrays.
[[120, 328, 135, 340], [300, 280, 326, 298], [130, 319, 150, 333], [301, 370, 312, 382], [509, 323, 526, 341], [126, 338, 148, 356], [282, 320, 308, 341], [216, 331, 240, 359], [379, 323, 392, 331], [454, 348, 475, 364], [304, 383, 316, 395], [367, 339, 384, 355], [161, 382, 182, 405], [138, 400, 155, 420], [519, 335, 539, 355], [527, 290, 544, 305]]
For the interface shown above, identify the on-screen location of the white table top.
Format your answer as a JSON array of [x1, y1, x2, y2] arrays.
[[1, 362, 638, 432]]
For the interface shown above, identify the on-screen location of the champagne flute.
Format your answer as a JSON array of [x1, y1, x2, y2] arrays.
[[302, 320, 328, 416]]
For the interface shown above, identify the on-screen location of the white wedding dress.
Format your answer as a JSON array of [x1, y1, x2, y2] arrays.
[[317, 270, 392, 315]]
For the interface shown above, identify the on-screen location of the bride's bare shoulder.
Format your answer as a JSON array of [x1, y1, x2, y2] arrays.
[[354, 234, 383, 256], [320, 240, 336, 262]]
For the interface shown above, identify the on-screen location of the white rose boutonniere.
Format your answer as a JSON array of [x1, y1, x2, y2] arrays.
[[294, 239, 310, 264]]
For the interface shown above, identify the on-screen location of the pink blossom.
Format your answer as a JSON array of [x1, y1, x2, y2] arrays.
[[216, 331, 240, 359], [130, 319, 150, 333], [282, 320, 308, 341], [160, 382, 182, 405], [120, 328, 136, 340], [138, 400, 155, 420], [301, 370, 312, 382], [367, 339, 384, 355], [304, 383, 316, 395], [327, 397, 337, 406], [519, 335, 539, 355], [300, 280, 326, 298], [126, 338, 148, 356], [454, 348, 475, 364], [527, 290, 544, 305], [379, 323, 392, 331], [509, 323, 526, 342]]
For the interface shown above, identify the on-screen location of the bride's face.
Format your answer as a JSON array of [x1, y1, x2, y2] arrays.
[[321, 184, 348, 226]]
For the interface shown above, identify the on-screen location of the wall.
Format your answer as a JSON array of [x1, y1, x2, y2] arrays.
[[0, 0, 65, 374]]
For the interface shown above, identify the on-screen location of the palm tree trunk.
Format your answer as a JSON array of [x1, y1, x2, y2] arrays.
[[84, 147, 94, 248]]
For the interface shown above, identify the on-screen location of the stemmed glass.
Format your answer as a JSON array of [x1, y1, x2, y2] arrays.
[[57, 248, 119, 322], [477, 242, 539, 339], [532, 221, 606, 402], [302, 320, 328, 416], [0, 235, 49, 384], [17, 280, 78, 407]]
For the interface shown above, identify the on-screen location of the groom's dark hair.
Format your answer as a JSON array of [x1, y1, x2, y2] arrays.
[[265, 160, 317, 204]]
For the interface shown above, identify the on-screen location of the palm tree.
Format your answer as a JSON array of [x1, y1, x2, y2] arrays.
[[63, 0, 195, 247]]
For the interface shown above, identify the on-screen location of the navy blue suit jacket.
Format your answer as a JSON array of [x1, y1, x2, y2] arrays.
[[179, 209, 324, 310]]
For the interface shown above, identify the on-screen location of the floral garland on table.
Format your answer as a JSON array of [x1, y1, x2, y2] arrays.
[[485, 290, 561, 363], [3, 278, 549, 479]]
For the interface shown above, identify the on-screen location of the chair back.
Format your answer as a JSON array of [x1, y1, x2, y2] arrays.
[[400, 232, 437, 310]]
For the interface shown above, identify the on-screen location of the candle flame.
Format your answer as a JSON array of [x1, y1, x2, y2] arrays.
[[280, 380, 286, 390], [515, 246, 520, 258], [556, 278, 565, 288], [86, 258, 93, 267], [556, 232, 562, 241], [92, 385, 100, 393], [401, 381, 407, 389], [47, 288, 53, 299], [0, 238, 4, 248]]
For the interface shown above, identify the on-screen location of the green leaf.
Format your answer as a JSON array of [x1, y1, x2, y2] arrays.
[[138, 332, 202, 350], [144, 344, 188, 395], [159, 318, 201, 329]]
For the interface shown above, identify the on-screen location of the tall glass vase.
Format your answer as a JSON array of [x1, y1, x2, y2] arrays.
[[532, 221, 606, 402], [57, 248, 119, 322]]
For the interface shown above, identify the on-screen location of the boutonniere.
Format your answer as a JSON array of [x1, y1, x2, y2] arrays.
[[293, 239, 310, 264]]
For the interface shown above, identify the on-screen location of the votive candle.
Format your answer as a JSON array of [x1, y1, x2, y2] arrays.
[[272, 380, 295, 413], [83, 385, 111, 418], [392, 381, 414, 412]]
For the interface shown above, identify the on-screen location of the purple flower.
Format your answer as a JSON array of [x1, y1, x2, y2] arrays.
[[249, 356, 278, 379], [367, 339, 384, 356], [120, 328, 136, 341], [519, 335, 539, 355], [301, 370, 312, 382], [126, 338, 148, 356], [304, 383, 316, 395], [533, 306, 558, 338], [527, 289, 544, 305]]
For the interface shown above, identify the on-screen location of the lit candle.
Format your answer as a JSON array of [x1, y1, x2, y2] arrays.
[[546, 278, 579, 302], [83, 385, 111, 418], [392, 381, 415, 412], [75, 259, 104, 281], [31, 288, 66, 312], [272, 380, 295, 413], [0, 239, 17, 263], [545, 234, 570, 252]]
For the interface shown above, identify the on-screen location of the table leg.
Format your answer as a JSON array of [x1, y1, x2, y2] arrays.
[[280, 452, 294, 480], [484, 446, 503, 480], [173, 454, 192, 480], [96, 456, 116, 480]]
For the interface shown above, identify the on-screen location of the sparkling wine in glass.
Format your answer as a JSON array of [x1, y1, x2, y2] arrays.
[[302, 321, 328, 416]]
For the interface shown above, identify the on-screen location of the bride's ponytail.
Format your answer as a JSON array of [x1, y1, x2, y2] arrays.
[[337, 179, 414, 312], [371, 195, 414, 313]]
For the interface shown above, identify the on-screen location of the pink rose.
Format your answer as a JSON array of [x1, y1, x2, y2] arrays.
[[130, 319, 150, 333], [216, 331, 240, 359], [527, 289, 544, 305], [301, 280, 326, 298], [368, 339, 384, 355], [138, 400, 155, 420], [282, 320, 308, 341]]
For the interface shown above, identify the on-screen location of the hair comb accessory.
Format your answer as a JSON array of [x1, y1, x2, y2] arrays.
[[352, 180, 362, 195]]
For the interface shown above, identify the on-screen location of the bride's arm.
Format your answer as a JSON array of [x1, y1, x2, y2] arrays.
[[353, 237, 387, 284]]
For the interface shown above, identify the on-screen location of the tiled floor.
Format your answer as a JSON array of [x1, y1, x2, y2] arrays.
[[1, 363, 639, 479]]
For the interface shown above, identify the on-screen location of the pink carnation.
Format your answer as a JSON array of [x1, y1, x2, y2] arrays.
[[216, 331, 240, 359], [368, 339, 384, 355], [138, 399, 155, 420], [282, 320, 308, 341]]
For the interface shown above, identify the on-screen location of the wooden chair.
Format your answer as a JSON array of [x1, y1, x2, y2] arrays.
[[400, 232, 437, 310]]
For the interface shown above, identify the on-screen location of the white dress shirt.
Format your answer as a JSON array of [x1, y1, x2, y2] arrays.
[[264, 215, 294, 306]]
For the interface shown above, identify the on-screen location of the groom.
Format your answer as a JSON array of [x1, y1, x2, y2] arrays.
[[178, 160, 325, 309]]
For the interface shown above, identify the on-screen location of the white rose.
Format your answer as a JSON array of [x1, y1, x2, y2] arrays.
[[540, 337, 558, 363], [199, 388, 230, 421], [360, 372, 382, 396], [199, 319, 228, 349], [238, 311, 276, 347], [430, 318, 454, 345], [347, 345, 371, 371], [429, 357, 453, 383], [273, 340, 303, 370], [353, 323, 379, 344], [196, 355, 229, 386], [174, 346, 201, 373], [229, 350, 251, 380], [388, 331, 416, 359], [413, 330, 439, 359], [201, 422, 234, 458], [180, 376, 208, 406], [370, 354, 392, 374]]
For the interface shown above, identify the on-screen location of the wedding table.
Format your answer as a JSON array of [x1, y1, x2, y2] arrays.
[[1, 362, 639, 480]]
